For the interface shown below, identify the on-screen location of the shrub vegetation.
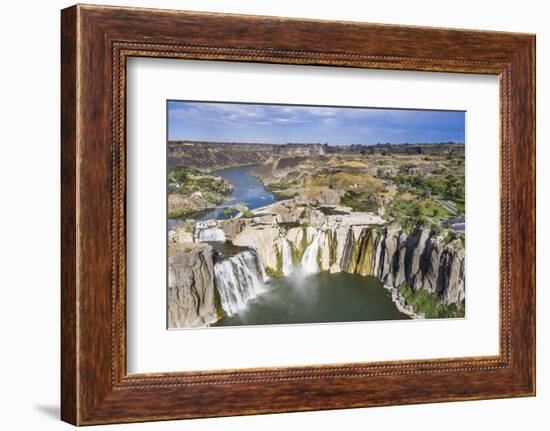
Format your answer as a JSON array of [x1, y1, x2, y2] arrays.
[[399, 283, 464, 318]]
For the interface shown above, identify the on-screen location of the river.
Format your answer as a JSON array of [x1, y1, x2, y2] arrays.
[[168, 165, 275, 229]]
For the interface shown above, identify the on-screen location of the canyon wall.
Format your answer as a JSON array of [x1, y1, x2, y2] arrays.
[[340, 224, 465, 305], [168, 141, 325, 169], [228, 203, 465, 306]]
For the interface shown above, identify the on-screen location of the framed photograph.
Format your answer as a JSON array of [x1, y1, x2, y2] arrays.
[[61, 4, 536, 425]]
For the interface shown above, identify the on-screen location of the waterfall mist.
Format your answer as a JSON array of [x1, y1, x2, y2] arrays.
[[301, 231, 321, 274], [280, 238, 294, 276]]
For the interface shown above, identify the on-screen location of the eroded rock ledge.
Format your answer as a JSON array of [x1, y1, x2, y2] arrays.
[[167, 243, 218, 328]]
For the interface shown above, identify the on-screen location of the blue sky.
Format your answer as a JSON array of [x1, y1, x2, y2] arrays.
[[167, 101, 465, 145]]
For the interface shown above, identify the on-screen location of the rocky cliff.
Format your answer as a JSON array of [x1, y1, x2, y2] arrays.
[[341, 224, 465, 305], [227, 200, 465, 306], [167, 243, 219, 328]]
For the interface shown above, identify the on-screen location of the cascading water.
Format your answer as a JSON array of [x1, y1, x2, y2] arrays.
[[301, 230, 322, 274], [280, 238, 294, 276], [196, 226, 226, 242], [214, 250, 267, 315]]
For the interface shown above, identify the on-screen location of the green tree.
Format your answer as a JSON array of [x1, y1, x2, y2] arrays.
[[412, 202, 422, 218]]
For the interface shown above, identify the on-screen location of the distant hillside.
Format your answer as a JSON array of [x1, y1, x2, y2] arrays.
[[168, 141, 326, 170], [168, 140, 464, 170], [331, 142, 465, 156]]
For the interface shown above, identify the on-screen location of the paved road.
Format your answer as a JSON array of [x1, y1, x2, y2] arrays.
[[434, 197, 458, 215], [451, 222, 465, 233]]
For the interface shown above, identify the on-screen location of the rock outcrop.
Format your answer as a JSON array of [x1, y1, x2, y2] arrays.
[[169, 221, 194, 244], [168, 243, 218, 328], [220, 218, 247, 240], [294, 188, 343, 205]]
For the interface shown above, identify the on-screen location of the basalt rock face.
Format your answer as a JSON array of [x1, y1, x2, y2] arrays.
[[230, 206, 464, 305], [167, 243, 218, 328], [343, 224, 465, 305], [231, 203, 386, 276]]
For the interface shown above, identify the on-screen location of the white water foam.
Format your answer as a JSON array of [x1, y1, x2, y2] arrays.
[[281, 238, 294, 276], [196, 226, 226, 242], [301, 230, 321, 274], [214, 250, 266, 315]]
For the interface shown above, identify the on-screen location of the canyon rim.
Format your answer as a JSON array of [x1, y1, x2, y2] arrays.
[[166, 101, 466, 329]]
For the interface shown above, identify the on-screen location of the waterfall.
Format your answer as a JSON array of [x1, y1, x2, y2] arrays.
[[280, 238, 294, 276], [196, 226, 226, 242], [301, 230, 321, 274], [214, 250, 266, 315]]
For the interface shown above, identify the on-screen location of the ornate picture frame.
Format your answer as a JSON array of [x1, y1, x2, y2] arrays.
[[61, 4, 535, 425]]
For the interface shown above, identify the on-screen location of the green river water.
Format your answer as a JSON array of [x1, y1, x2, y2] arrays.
[[214, 272, 408, 327]]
